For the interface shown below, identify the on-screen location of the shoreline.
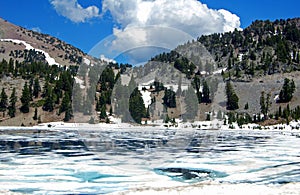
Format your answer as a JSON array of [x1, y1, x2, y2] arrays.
[[0, 119, 300, 133]]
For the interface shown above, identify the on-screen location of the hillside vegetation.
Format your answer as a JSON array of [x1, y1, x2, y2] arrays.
[[1, 18, 300, 126]]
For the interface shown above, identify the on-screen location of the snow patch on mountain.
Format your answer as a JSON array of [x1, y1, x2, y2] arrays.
[[83, 57, 91, 65], [0, 39, 59, 66], [140, 89, 152, 108]]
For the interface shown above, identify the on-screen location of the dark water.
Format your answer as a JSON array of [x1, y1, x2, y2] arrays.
[[0, 128, 300, 194]]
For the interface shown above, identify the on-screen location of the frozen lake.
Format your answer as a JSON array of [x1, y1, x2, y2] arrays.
[[0, 128, 300, 194]]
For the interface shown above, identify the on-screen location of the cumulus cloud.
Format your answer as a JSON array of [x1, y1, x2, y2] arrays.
[[103, 0, 241, 35], [97, 0, 241, 64], [50, 0, 100, 23]]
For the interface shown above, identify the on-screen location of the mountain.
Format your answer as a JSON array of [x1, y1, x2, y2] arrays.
[[1, 17, 300, 127]]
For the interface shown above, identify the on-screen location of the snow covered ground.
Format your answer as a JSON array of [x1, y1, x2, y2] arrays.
[[12, 118, 298, 134]]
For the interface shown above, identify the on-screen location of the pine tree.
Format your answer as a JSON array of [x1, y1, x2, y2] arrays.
[[163, 89, 176, 108], [0, 88, 8, 112], [99, 105, 107, 120], [63, 106, 72, 122], [59, 92, 71, 114], [20, 82, 31, 113], [33, 107, 38, 120], [43, 85, 54, 112], [33, 78, 40, 98], [109, 106, 113, 116], [225, 81, 239, 110], [206, 113, 211, 121], [8, 58, 14, 74], [8, 88, 17, 118], [260, 91, 272, 120], [202, 80, 210, 103], [192, 76, 201, 103], [278, 78, 296, 103], [244, 102, 249, 110], [129, 88, 146, 124]]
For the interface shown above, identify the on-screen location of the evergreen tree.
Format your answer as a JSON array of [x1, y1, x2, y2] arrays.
[[33, 107, 38, 120], [99, 105, 107, 120], [129, 88, 146, 124], [43, 85, 54, 112], [8, 58, 14, 74], [164, 114, 170, 123], [206, 113, 211, 121], [33, 78, 40, 98], [260, 91, 271, 120], [8, 88, 17, 118], [42, 81, 50, 98], [20, 82, 31, 113], [109, 106, 113, 116], [192, 76, 201, 103], [0, 88, 8, 112], [202, 80, 210, 103], [64, 106, 72, 122], [278, 78, 296, 103], [59, 92, 71, 114], [163, 88, 176, 108], [244, 102, 249, 110], [225, 81, 239, 110]]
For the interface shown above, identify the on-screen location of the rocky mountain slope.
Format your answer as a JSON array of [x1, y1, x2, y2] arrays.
[[0, 18, 90, 66], [128, 18, 300, 125]]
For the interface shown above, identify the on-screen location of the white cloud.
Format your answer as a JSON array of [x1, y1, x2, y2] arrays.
[[102, 0, 241, 35], [50, 0, 100, 23], [31, 27, 42, 33], [97, 0, 242, 64]]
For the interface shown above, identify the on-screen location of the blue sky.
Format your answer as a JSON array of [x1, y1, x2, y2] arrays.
[[0, 0, 299, 64]]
